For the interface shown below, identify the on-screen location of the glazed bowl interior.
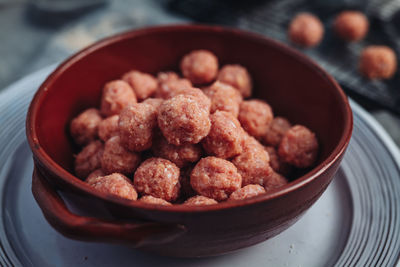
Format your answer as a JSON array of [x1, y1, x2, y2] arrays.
[[28, 25, 352, 209]]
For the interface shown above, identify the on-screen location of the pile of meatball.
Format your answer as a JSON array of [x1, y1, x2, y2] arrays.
[[70, 50, 319, 206], [288, 11, 397, 80]]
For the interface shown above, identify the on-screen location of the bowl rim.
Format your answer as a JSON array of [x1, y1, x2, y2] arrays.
[[26, 24, 353, 213]]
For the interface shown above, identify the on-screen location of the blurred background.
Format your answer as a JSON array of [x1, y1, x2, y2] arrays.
[[2, 0, 400, 145]]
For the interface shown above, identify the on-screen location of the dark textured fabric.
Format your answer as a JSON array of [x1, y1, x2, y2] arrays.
[[169, 0, 400, 115]]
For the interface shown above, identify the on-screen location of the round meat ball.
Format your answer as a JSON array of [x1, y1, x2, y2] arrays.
[[70, 108, 102, 146], [334, 11, 369, 42], [278, 125, 319, 168], [98, 115, 119, 141], [203, 81, 243, 117], [229, 184, 266, 201], [122, 70, 158, 101], [152, 134, 202, 168], [141, 98, 164, 112], [217, 65, 252, 98], [190, 157, 242, 201], [119, 103, 158, 151], [101, 136, 141, 175], [241, 133, 265, 152], [158, 94, 211, 146], [263, 117, 292, 147], [134, 158, 180, 202], [157, 71, 179, 83], [139, 195, 172, 206], [232, 144, 273, 186], [183, 195, 218, 206], [159, 85, 211, 111], [239, 100, 273, 139], [288, 13, 324, 47], [359, 46, 397, 80], [176, 87, 211, 112], [86, 169, 105, 183], [155, 78, 192, 99], [100, 80, 137, 117], [264, 171, 288, 192], [87, 173, 138, 201], [265, 146, 292, 176], [74, 140, 104, 179], [202, 111, 244, 159], [180, 50, 218, 84]]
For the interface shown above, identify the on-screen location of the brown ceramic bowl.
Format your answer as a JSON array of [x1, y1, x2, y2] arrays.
[[26, 25, 352, 257]]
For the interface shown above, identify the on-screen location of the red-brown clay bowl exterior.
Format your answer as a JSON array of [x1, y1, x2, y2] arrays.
[[26, 24, 353, 257]]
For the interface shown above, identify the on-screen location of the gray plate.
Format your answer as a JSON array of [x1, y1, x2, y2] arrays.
[[0, 66, 399, 267]]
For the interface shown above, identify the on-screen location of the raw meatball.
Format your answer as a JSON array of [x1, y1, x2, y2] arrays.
[[183, 195, 218, 206], [263, 117, 292, 147], [122, 70, 158, 100], [229, 184, 266, 201], [70, 108, 102, 146], [190, 157, 242, 201], [264, 171, 288, 192], [278, 125, 319, 168], [101, 136, 141, 175], [176, 87, 211, 112], [87, 173, 138, 201], [155, 78, 192, 99], [203, 81, 243, 117], [152, 134, 202, 167], [100, 80, 137, 117], [142, 98, 164, 112], [74, 140, 104, 179], [217, 65, 252, 98], [139, 195, 172, 206], [288, 13, 324, 47], [334, 11, 369, 42], [180, 50, 218, 84], [98, 115, 119, 141], [158, 94, 211, 145], [359, 46, 397, 80], [241, 133, 266, 153], [239, 100, 273, 139], [86, 169, 105, 183], [232, 143, 273, 186], [134, 158, 180, 202], [202, 111, 244, 159], [265, 146, 292, 176], [119, 103, 158, 151], [157, 71, 179, 83]]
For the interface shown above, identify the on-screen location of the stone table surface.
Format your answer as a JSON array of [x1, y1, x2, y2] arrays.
[[1, 0, 400, 147]]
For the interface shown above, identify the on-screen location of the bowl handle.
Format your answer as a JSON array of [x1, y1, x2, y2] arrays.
[[31, 168, 185, 247]]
